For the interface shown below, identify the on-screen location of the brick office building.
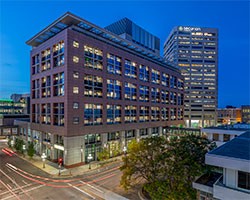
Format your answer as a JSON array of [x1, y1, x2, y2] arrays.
[[26, 12, 184, 167]]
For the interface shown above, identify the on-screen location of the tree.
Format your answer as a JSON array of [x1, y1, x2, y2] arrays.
[[120, 135, 216, 199], [14, 138, 25, 154], [27, 142, 35, 158], [97, 147, 110, 161]]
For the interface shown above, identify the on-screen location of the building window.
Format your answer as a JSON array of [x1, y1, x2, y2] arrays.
[[170, 108, 176, 121], [73, 41, 79, 48], [161, 90, 169, 104], [73, 71, 79, 79], [73, 117, 79, 125], [223, 134, 230, 142], [139, 128, 148, 136], [53, 72, 64, 96], [41, 76, 51, 98], [32, 79, 40, 99], [53, 103, 64, 126], [125, 130, 135, 138], [125, 105, 137, 123], [151, 88, 160, 103], [53, 41, 64, 67], [161, 108, 169, 121], [139, 65, 149, 82], [125, 82, 137, 101], [85, 133, 101, 144], [125, 60, 137, 79], [238, 171, 250, 190], [84, 104, 103, 126], [107, 53, 122, 75], [107, 79, 121, 99], [32, 104, 40, 123], [139, 85, 149, 102], [177, 108, 183, 120], [84, 45, 103, 70], [139, 106, 149, 122], [177, 78, 184, 90], [162, 73, 169, 87], [73, 87, 79, 94], [151, 107, 160, 121], [170, 75, 177, 89], [70, 102, 78, 110], [32, 54, 40, 74], [107, 105, 121, 124], [108, 132, 120, 141], [41, 103, 51, 124], [84, 75, 103, 98], [152, 127, 159, 136], [73, 56, 79, 63], [170, 92, 177, 105], [41, 48, 51, 71], [177, 93, 183, 106], [151, 69, 160, 84]]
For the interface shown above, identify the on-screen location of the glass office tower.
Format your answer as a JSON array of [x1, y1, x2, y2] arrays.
[[164, 26, 218, 128]]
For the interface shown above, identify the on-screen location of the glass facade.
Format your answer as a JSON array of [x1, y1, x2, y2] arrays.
[[107, 105, 122, 124], [84, 75, 103, 98], [84, 104, 103, 125], [84, 45, 103, 70], [107, 53, 122, 75], [107, 79, 121, 99]]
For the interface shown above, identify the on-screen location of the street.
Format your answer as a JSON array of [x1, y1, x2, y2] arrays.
[[0, 141, 139, 200]]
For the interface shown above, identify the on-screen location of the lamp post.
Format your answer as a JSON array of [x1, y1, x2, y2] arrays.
[[123, 146, 127, 156], [11, 140, 14, 147], [23, 144, 26, 157], [87, 153, 93, 169], [41, 153, 47, 168], [80, 145, 83, 163]]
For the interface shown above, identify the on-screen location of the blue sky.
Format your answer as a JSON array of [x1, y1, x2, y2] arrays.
[[0, 0, 249, 107]]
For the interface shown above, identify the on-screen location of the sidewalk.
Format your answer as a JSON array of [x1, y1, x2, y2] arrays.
[[19, 153, 123, 178]]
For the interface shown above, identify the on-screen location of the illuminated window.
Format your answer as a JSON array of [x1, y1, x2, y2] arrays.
[[84, 75, 103, 98], [161, 90, 169, 104], [107, 53, 122, 75], [162, 73, 169, 87], [139, 85, 149, 102], [41, 76, 51, 98], [41, 48, 51, 71], [151, 107, 160, 121], [125, 105, 137, 123], [139, 106, 149, 122], [139, 65, 149, 82], [107, 79, 121, 99], [125, 82, 137, 101], [84, 104, 103, 126], [53, 103, 64, 126], [41, 103, 51, 124], [53, 72, 64, 96], [53, 41, 64, 67], [73, 56, 79, 63], [73, 87, 79, 94], [151, 88, 160, 103], [125, 60, 137, 79], [107, 105, 121, 124], [151, 69, 160, 84], [73, 41, 79, 48], [73, 71, 79, 79], [161, 108, 169, 121], [84, 45, 103, 70]]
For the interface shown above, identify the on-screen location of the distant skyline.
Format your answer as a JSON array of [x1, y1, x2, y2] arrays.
[[0, 1, 249, 107]]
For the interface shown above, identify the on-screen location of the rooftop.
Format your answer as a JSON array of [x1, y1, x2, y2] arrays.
[[26, 12, 177, 72], [208, 131, 250, 161]]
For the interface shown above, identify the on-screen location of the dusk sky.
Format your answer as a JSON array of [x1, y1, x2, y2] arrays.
[[0, 0, 249, 108]]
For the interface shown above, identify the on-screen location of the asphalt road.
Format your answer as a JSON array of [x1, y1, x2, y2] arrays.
[[0, 140, 139, 200]]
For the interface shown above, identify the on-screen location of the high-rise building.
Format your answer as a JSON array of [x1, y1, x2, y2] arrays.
[[105, 18, 160, 56], [164, 26, 218, 128], [26, 12, 184, 167]]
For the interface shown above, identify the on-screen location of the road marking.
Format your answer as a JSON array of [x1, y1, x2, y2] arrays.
[[0, 183, 33, 195], [2, 185, 44, 200], [79, 181, 104, 193], [0, 169, 33, 200], [68, 183, 96, 199], [0, 179, 21, 200], [6, 184, 12, 189], [22, 180, 28, 185]]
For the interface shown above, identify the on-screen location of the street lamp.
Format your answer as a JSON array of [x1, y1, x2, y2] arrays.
[[23, 144, 26, 157], [41, 153, 47, 168], [11, 140, 14, 147], [123, 146, 127, 156], [87, 153, 93, 169]]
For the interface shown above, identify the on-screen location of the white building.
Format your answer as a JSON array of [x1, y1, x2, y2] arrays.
[[193, 131, 250, 200]]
